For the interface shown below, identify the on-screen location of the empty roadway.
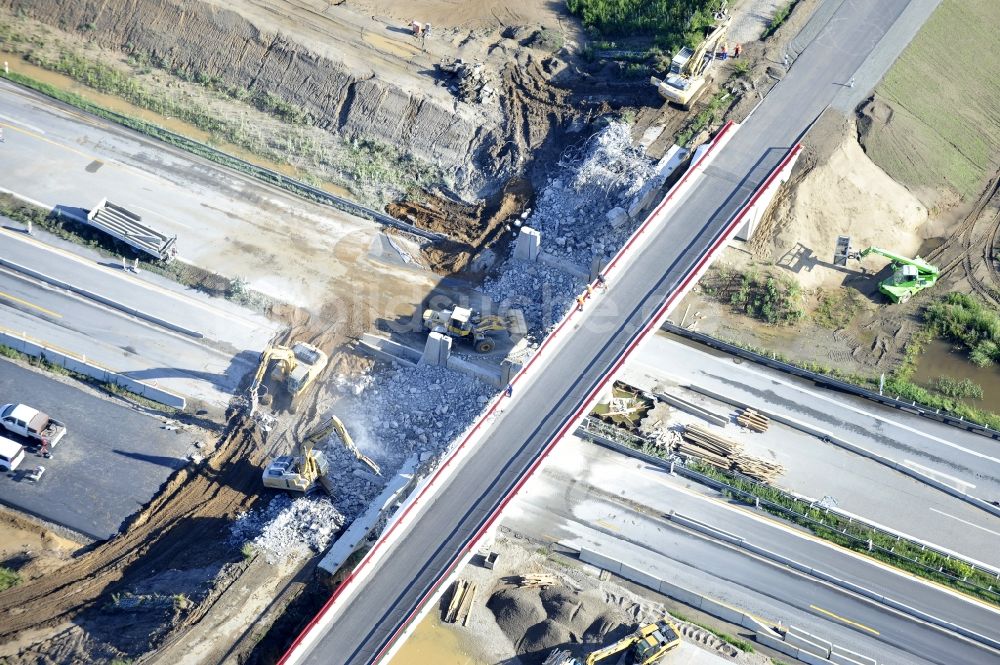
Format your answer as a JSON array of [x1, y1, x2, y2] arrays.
[[289, 2, 946, 663], [502, 449, 998, 665], [0, 263, 255, 407]]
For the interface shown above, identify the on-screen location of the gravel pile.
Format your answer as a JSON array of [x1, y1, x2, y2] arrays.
[[487, 585, 622, 661], [484, 122, 657, 336], [230, 494, 344, 563]]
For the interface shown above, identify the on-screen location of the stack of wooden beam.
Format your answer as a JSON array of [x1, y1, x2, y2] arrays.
[[732, 455, 785, 483], [737, 407, 770, 432], [679, 424, 743, 467], [443, 579, 477, 625], [678, 424, 785, 483]]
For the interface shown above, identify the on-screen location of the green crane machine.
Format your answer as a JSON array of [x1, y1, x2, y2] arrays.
[[834, 235, 939, 303]]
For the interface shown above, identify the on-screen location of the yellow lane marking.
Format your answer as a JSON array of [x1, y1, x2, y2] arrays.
[[810, 604, 880, 635], [0, 120, 160, 184], [595, 519, 621, 532], [0, 288, 62, 318]]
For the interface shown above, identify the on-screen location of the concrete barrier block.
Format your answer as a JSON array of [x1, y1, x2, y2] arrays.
[[740, 613, 775, 635], [579, 547, 622, 574], [798, 650, 832, 665], [755, 631, 799, 659], [618, 563, 661, 591], [21, 339, 44, 356], [741, 542, 795, 567], [698, 597, 744, 624], [785, 630, 831, 658], [788, 626, 833, 651], [657, 580, 704, 609], [670, 513, 743, 545], [832, 644, 876, 665]]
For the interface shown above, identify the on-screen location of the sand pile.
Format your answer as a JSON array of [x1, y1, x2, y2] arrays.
[[759, 122, 929, 290]]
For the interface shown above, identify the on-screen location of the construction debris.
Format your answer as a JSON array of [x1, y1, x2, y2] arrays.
[[737, 407, 770, 432], [437, 59, 496, 104], [484, 122, 658, 338], [504, 572, 560, 589], [229, 495, 345, 564]]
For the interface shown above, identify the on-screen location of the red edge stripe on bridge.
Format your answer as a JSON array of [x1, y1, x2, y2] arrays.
[[280, 127, 797, 665]]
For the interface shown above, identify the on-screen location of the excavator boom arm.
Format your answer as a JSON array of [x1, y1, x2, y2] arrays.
[[857, 247, 939, 275]]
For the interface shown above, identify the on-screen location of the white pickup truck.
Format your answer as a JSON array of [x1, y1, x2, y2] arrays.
[[0, 403, 67, 448]]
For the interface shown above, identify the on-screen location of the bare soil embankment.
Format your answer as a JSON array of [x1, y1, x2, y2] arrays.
[[1, 0, 503, 198]]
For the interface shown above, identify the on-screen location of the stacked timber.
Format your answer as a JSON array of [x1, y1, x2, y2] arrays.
[[732, 455, 785, 483], [737, 408, 770, 432], [678, 424, 785, 483], [679, 424, 742, 467]]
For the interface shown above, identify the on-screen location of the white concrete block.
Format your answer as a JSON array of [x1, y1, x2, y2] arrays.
[[514, 226, 541, 261]]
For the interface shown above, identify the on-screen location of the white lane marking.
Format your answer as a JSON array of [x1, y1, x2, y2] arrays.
[[904, 460, 975, 490], [0, 114, 48, 135], [650, 336, 1000, 467], [929, 508, 1000, 538]]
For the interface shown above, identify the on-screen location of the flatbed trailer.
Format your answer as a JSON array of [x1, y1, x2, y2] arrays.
[[87, 198, 177, 260]]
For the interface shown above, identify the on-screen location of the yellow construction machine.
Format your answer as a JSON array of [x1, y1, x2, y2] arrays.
[[579, 617, 682, 665], [247, 341, 329, 415], [262, 416, 381, 493], [422, 305, 527, 354], [650, 9, 730, 110]]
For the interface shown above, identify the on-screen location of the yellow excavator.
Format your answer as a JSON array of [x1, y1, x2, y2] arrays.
[[422, 305, 527, 354], [650, 9, 730, 110], [577, 617, 682, 665], [262, 416, 381, 493], [247, 341, 329, 415]]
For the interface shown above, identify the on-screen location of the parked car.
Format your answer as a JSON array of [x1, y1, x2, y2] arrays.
[[0, 435, 26, 472]]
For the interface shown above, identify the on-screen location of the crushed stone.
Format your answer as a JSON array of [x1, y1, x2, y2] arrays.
[[229, 494, 344, 564]]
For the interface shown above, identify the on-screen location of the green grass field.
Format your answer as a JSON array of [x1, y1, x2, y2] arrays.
[[863, 0, 1000, 201]]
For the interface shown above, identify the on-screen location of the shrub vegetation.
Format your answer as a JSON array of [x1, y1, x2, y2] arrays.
[[566, 0, 727, 49], [925, 292, 1000, 367]]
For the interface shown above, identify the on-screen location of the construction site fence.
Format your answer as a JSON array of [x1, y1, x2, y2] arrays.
[[575, 416, 1000, 604], [662, 322, 1000, 441]]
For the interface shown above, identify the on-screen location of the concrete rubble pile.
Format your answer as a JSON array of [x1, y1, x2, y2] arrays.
[[337, 364, 493, 482], [230, 494, 345, 563], [484, 122, 657, 337], [436, 59, 496, 104]]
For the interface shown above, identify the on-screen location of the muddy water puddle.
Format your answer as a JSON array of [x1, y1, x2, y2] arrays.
[[912, 338, 1000, 407], [388, 612, 486, 665], [0, 51, 352, 198]]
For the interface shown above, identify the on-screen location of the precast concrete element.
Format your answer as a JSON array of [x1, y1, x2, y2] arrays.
[[418, 331, 452, 366], [0, 327, 186, 409], [733, 148, 801, 241], [627, 145, 689, 219], [758, 626, 878, 665], [358, 334, 420, 367], [319, 457, 418, 575], [514, 227, 541, 261]]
